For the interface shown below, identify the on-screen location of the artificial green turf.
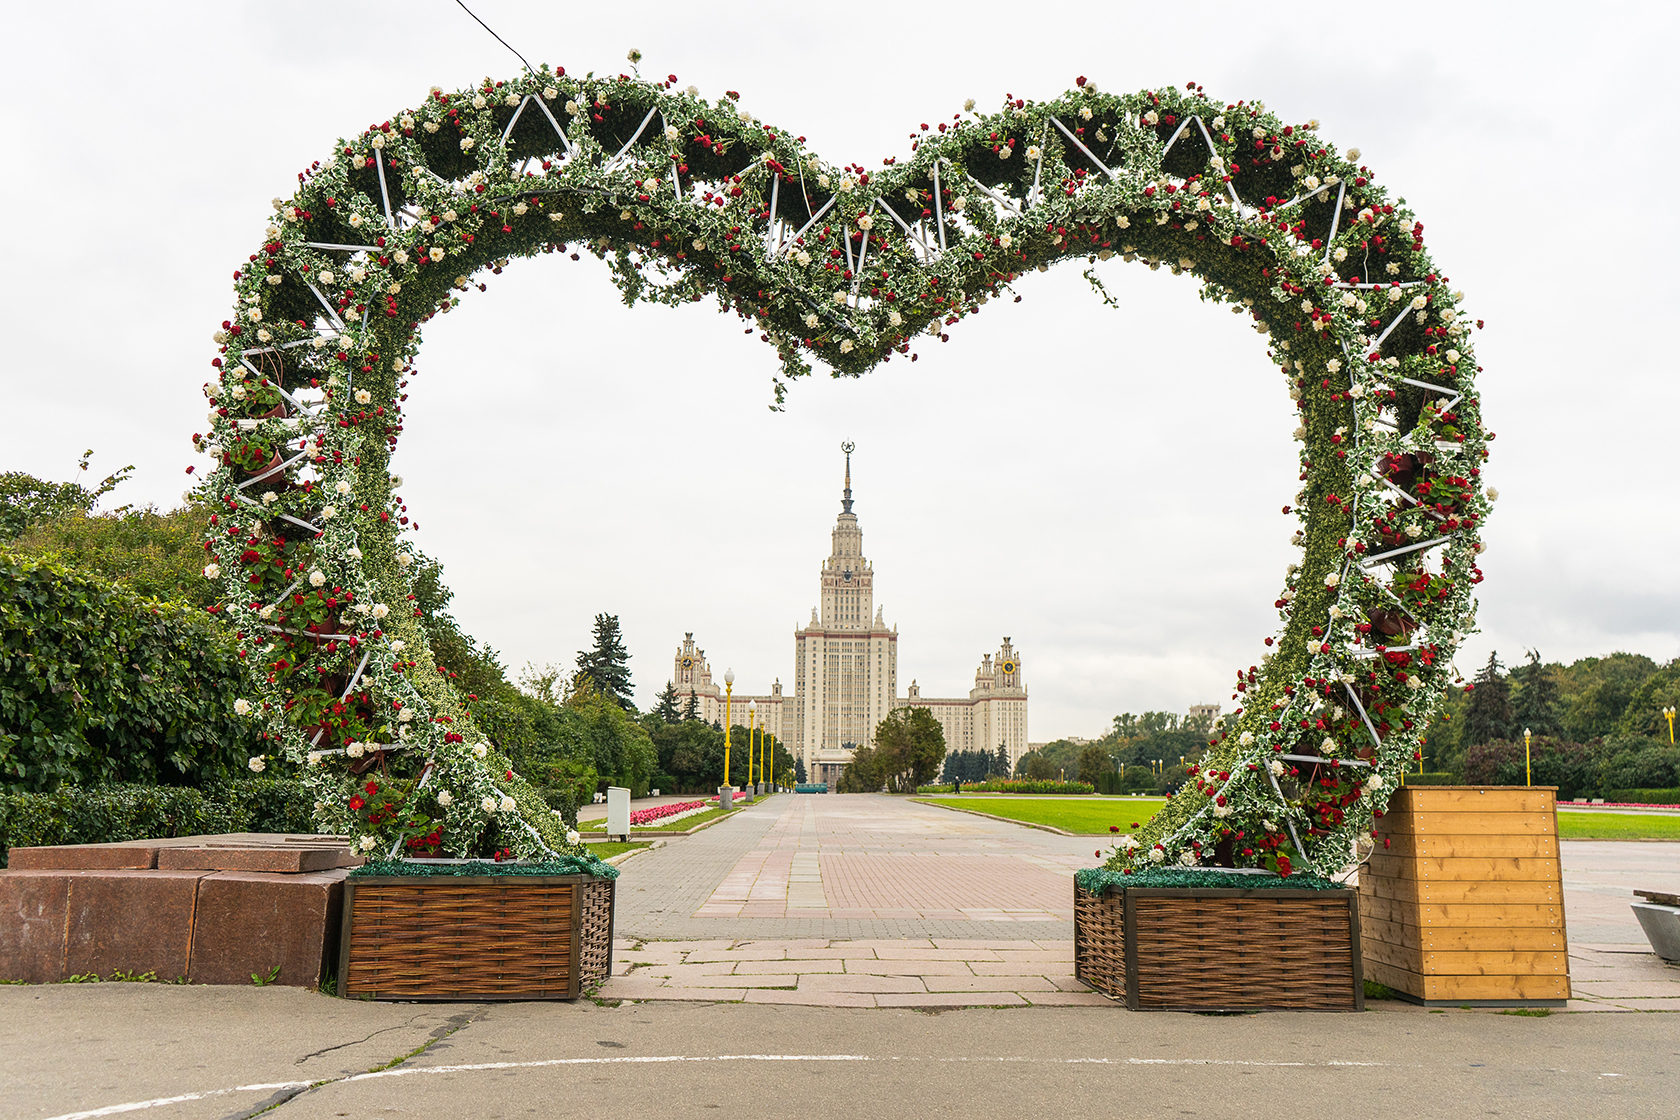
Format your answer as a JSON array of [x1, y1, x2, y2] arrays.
[[1556, 811, 1680, 840], [915, 796, 1168, 835]]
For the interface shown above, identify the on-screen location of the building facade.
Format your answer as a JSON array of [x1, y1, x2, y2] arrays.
[[669, 632, 787, 745], [671, 447, 1026, 787]]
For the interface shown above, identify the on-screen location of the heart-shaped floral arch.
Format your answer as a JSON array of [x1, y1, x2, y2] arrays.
[[197, 68, 1489, 871]]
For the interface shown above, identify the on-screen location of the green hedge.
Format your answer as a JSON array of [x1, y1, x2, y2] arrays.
[[0, 779, 315, 866], [1599, 788, 1680, 805], [0, 550, 260, 793], [1400, 772, 1459, 785], [942, 780, 1096, 795]]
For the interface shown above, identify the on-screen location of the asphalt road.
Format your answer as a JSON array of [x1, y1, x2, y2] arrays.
[[4, 984, 1675, 1120]]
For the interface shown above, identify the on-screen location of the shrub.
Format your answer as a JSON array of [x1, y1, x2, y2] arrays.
[[0, 778, 313, 866], [0, 550, 259, 793], [1401, 772, 1458, 785], [1464, 738, 1598, 800], [1599, 788, 1680, 806], [961, 780, 1094, 795]]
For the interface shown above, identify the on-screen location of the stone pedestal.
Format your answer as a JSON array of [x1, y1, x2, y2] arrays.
[[1, 834, 357, 987]]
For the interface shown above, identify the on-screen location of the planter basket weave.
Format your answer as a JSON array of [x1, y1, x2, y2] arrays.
[[1074, 884, 1364, 1011], [338, 873, 614, 1000]]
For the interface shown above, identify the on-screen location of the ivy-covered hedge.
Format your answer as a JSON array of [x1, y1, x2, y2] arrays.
[[0, 778, 315, 866], [1599, 789, 1680, 806], [0, 550, 259, 793]]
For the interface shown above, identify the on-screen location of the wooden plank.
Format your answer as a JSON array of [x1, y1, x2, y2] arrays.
[[1417, 926, 1568, 952], [1378, 833, 1557, 859], [1420, 972, 1570, 1002], [1390, 788, 1557, 813], [1361, 936, 1422, 973], [1412, 902, 1565, 928], [1366, 855, 1560, 883], [1379, 811, 1555, 836], [1358, 913, 1415, 947], [1362, 957, 1423, 999], [1421, 950, 1569, 976], [1357, 891, 1417, 927], [1364, 876, 1559, 906]]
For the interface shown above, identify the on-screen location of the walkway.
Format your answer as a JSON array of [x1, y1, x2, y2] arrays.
[[598, 793, 1680, 1010]]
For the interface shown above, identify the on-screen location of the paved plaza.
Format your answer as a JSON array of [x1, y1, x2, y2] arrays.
[[591, 793, 1680, 1011]]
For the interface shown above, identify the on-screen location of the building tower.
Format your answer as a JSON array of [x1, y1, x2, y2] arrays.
[[792, 443, 899, 785]]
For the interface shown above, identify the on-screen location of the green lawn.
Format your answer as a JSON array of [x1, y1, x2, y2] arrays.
[[916, 796, 1168, 835], [1557, 812, 1680, 840], [585, 840, 653, 859]]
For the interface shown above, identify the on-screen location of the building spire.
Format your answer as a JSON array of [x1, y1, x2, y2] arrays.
[[840, 441, 855, 514]]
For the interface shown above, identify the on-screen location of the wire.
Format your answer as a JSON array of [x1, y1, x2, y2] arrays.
[[454, 0, 534, 75]]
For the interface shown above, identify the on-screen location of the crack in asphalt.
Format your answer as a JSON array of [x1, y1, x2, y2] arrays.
[[292, 1014, 426, 1064]]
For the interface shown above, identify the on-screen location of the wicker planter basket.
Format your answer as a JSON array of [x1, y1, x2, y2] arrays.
[[1074, 884, 1364, 1011], [338, 872, 615, 1000]]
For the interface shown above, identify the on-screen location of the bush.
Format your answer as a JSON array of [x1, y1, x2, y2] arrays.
[[1464, 738, 1598, 800], [535, 784, 580, 829], [0, 778, 313, 866], [0, 550, 260, 793], [1401, 772, 1458, 785], [1599, 788, 1680, 806], [959, 780, 1094, 795]]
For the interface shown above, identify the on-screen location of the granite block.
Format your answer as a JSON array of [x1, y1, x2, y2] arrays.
[[187, 870, 349, 987], [0, 871, 70, 983], [62, 870, 208, 981], [156, 847, 358, 873], [7, 845, 159, 871]]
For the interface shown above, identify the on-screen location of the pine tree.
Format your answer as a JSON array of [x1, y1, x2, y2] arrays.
[[993, 743, 1011, 778], [681, 690, 699, 722], [1511, 649, 1563, 738], [653, 680, 681, 723], [1464, 651, 1513, 746], [575, 612, 634, 710]]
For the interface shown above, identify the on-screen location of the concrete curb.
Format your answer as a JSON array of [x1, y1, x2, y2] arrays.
[[604, 839, 666, 867], [580, 803, 756, 841]]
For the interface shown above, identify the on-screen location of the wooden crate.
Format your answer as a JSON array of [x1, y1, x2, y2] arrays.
[[338, 874, 614, 1000], [1075, 884, 1363, 1011], [1359, 786, 1569, 1006]]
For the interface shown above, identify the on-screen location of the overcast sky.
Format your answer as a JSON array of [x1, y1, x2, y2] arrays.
[[4, 2, 1676, 740]]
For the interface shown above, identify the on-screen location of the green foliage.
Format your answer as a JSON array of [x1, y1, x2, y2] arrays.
[[653, 681, 681, 723], [11, 506, 216, 609], [1463, 734, 1678, 800], [1400, 771, 1457, 785], [0, 550, 261, 793], [1463, 651, 1513, 746], [840, 708, 945, 793], [575, 613, 634, 711], [1078, 744, 1114, 785], [565, 686, 657, 795], [1599, 789, 1680, 805], [0, 455, 131, 542], [0, 778, 314, 866], [955, 780, 1095, 795]]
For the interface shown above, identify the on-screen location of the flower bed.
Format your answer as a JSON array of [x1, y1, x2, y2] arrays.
[[1073, 868, 1362, 1011], [339, 857, 617, 1000], [629, 799, 710, 826]]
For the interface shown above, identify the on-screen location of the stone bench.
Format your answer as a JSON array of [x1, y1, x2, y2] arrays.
[[1, 834, 360, 987]]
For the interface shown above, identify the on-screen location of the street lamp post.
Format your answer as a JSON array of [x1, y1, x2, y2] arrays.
[[742, 701, 756, 805], [1664, 706, 1676, 745], [1523, 727, 1532, 788], [722, 669, 735, 790]]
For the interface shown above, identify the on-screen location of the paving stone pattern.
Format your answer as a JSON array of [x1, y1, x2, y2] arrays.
[[613, 793, 1099, 940], [602, 793, 1680, 1010]]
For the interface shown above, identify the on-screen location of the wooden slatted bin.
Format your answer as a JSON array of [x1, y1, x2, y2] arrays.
[[1360, 786, 1569, 1006], [338, 873, 615, 1000], [1075, 884, 1364, 1011]]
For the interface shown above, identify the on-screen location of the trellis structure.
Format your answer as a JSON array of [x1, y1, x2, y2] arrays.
[[197, 70, 1490, 869]]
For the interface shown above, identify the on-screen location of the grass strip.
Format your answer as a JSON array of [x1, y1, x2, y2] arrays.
[[913, 796, 1169, 835], [1556, 811, 1680, 840]]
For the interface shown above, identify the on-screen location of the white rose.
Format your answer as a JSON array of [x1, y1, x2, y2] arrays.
[[397, 552, 414, 568], [998, 233, 1012, 249], [359, 835, 378, 851], [233, 697, 251, 715], [354, 389, 372, 405], [1325, 572, 1341, 588], [795, 249, 812, 266], [839, 339, 854, 353], [1270, 760, 1285, 776], [1179, 850, 1199, 866], [804, 313, 819, 329], [390, 640, 405, 653], [1148, 847, 1166, 863], [856, 213, 873, 231], [482, 796, 498, 814], [471, 94, 487, 109], [1119, 835, 1139, 850], [248, 756, 266, 773], [437, 790, 454, 807], [346, 742, 365, 758], [566, 830, 582, 846], [1485, 487, 1499, 501], [371, 603, 389, 620], [321, 506, 336, 520], [430, 247, 446, 262], [1239, 731, 1255, 746], [998, 145, 1011, 160], [504, 92, 520, 107], [393, 250, 409, 264], [318, 271, 334, 286], [334, 479, 352, 495], [473, 743, 489, 759], [1214, 804, 1232, 818], [498, 795, 516, 813], [888, 310, 902, 327], [309, 569, 326, 587], [204, 563, 221, 580], [307, 752, 322, 767], [543, 87, 557, 100]]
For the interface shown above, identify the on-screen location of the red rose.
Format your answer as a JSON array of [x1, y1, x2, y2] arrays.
[[349, 796, 365, 811]]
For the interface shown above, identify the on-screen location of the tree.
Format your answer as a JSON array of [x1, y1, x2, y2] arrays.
[[794, 757, 807, 783], [653, 680, 681, 723], [575, 612, 634, 710], [681, 690, 699, 722], [1510, 649, 1563, 738], [1015, 750, 1056, 780], [1078, 744, 1114, 785], [0, 453, 131, 541], [866, 707, 946, 792], [12, 504, 215, 608], [1464, 652, 1513, 746], [992, 744, 1011, 778]]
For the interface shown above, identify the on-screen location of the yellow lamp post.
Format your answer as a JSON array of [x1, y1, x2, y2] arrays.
[[747, 699, 758, 791], [1523, 727, 1533, 788], [722, 668, 735, 788], [1664, 706, 1676, 745]]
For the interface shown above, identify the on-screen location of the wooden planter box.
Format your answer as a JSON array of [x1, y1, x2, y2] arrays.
[[1360, 786, 1570, 1006], [338, 873, 614, 1000], [1074, 884, 1364, 1011]]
